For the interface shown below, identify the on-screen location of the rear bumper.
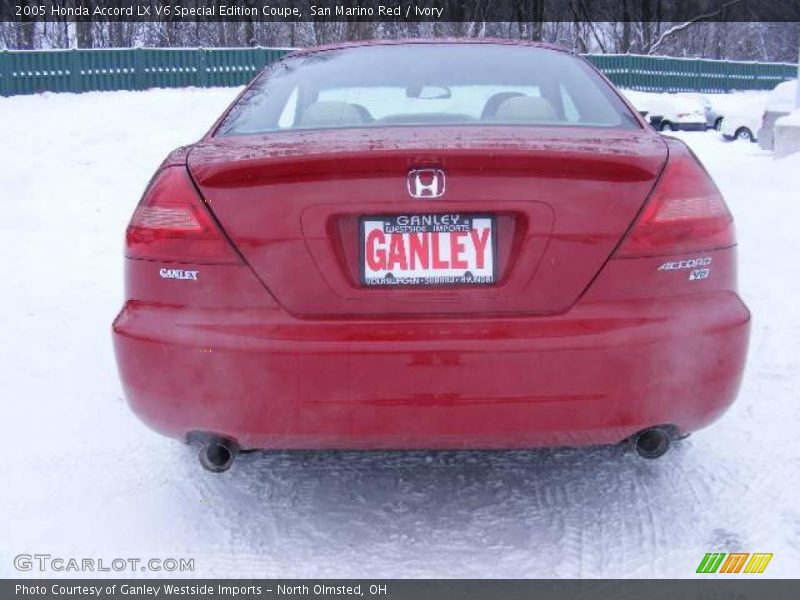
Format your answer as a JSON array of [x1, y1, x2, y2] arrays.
[[113, 292, 750, 450]]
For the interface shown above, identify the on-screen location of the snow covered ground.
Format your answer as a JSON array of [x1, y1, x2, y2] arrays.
[[1, 88, 798, 579]]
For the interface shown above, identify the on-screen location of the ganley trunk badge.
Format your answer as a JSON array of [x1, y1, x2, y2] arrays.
[[408, 169, 445, 199]]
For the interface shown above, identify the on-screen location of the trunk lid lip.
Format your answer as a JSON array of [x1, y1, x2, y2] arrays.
[[199, 123, 660, 151], [187, 126, 667, 189]]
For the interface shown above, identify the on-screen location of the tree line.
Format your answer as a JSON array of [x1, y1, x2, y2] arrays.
[[1, 0, 798, 63]]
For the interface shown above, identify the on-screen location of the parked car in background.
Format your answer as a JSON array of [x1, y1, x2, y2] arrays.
[[679, 93, 724, 130], [758, 80, 798, 150], [720, 98, 765, 142], [623, 90, 707, 132]]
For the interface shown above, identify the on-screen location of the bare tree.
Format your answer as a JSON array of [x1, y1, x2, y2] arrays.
[[1, 2, 798, 64]]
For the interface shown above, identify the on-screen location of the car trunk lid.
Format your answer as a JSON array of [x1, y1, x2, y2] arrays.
[[188, 126, 667, 317]]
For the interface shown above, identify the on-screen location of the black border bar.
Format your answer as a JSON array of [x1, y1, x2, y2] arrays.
[[5, 580, 800, 599], [3, 0, 800, 23]]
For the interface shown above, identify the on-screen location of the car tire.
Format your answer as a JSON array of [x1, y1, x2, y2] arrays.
[[714, 117, 723, 131], [735, 127, 753, 142], [659, 121, 674, 132]]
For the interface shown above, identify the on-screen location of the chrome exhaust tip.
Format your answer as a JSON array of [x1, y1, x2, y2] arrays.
[[198, 438, 237, 473], [633, 427, 672, 459]]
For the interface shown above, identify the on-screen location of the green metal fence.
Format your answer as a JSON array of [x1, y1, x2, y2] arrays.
[[586, 54, 797, 93], [0, 47, 292, 96], [0, 47, 796, 97]]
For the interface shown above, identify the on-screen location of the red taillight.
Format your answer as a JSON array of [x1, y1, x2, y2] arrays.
[[616, 152, 734, 257], [126, 167, 240, 263]]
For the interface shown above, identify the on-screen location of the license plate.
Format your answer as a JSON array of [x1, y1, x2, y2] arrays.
[[360, 213, 496, 287]]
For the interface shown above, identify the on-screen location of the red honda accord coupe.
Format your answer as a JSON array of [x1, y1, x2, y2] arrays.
[[112, 40, 750, 472]]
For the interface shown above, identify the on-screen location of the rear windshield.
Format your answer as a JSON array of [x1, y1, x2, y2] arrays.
[[217, 44, 638, 136]]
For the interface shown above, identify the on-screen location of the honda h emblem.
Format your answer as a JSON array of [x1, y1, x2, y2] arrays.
[[407, 169, 445, 199]]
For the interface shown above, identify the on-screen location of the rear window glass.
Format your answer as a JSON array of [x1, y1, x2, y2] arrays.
[[217, 44, 638, 136]]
